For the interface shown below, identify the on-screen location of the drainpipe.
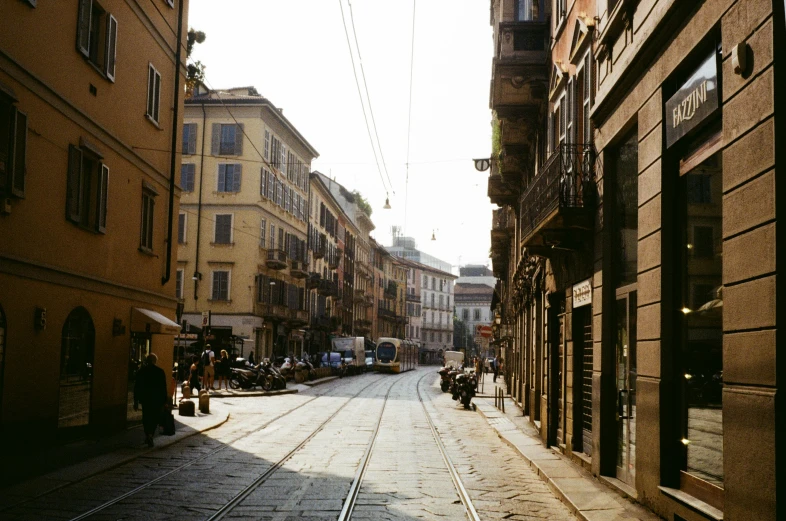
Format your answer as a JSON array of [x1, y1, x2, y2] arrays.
[[162, 0, 185, 285], [193, 102, 207, 300]]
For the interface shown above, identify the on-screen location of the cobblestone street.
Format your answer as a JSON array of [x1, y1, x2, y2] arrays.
[[0, 369, 580, 521]]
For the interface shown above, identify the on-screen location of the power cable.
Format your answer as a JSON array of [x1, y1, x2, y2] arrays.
[[347, 0, 395, 195], [337, 0, 390, 197], [403, 0, 417, 235]]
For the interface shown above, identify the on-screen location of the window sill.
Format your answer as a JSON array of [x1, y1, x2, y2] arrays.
[[138, 246, 157, 257], [659, 487, 723, 521], [210, 242, 235, 247], [145, 114, 162, 129], [207, 299, 232, 304]]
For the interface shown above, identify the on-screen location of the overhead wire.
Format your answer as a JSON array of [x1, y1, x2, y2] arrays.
[[337, 0, 391, 198], [403, 0, 417, 235], [346, 0, 395, 195]]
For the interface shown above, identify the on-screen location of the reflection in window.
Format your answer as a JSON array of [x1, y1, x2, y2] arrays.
[[612, 131, 638, 288], [682, 152, 723, 488]]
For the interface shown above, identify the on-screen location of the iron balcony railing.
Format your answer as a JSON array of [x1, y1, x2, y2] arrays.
[[520, 143, 597, 241]]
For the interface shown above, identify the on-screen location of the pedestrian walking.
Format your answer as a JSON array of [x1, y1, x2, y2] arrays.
[[188, 355, 201, 392], [216, 349, 230, 391], [134, 353, 168, 447], [493, 357, 499, 383], [202, 344, 216, 391]]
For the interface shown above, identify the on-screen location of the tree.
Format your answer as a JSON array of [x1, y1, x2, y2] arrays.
[[186, 29, 206, 98], [352, 190, 372, 218]]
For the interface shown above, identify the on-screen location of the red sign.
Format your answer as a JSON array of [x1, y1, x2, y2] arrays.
[[479, 325, 492, 338]]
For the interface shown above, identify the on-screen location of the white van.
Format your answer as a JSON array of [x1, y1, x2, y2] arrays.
[[443, 350, 464, 370], [331, 337, 367, 375]]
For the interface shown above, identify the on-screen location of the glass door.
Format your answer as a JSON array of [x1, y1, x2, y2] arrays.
[[615, 291, 637, 485]]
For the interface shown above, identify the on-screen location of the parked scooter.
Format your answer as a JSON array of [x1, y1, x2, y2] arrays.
[[295, 357, 316, 381], [438, 366, 458, 392], [450, 371, 477, 409], [278, 357, 295, 380], [229, 364, 268, 390], [259, 359, 287, 390]]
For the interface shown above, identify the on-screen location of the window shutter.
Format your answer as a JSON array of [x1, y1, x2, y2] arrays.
[[264, 130, 269, 160], [233, 163, 241, 191], [178, 213, 185, 244], [234, 123, 244, 155], [211, 123, 220, 155], [188, 123, 197, 154], [96, 163, 108, 233], [76, 0, 91, 57], [212, 272, 220, 300], [260, 167, 265, 196], [66, 145, 82, 223], [261, 275, 270, 303], [147, 66, 155, 118], [10, 109, 27, 198], [105, 15, 118, 82], [153, 70, 161, 122], [217, 164, 226, 191]]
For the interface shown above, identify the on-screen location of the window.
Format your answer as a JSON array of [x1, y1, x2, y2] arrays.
[[423, 275, 427, 287], [181, 164, 195, 192], [430, 331, 435, 342], [514, 0, 540, 21], [473, 308, 481, 321], [211, 270, 230, 301], [140, 187, 155, 250], [270, 223, 276, 249], [214, 214, 232, 244], [260, 168, 269, 197], [67, 143, 109, 234], [267, 171, 275, 200], [0, 97, 27, 198], [276, 178, 283, 206], [431, 277, 435, 290], [217, 164, 241, 192], [260, 218, 266, 248], [146, 64, 161, 124], [211, 123, 244, 156], [177, 213, 186, 244], [284, 185, 290, 212], [555, 0, 566, 25], [264, 130, 270, 160], [176, 269, 183, 299], [76, 0, 117, 81], [182, 123, 197, 155]]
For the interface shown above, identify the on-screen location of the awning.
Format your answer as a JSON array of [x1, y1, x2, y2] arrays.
[[131, 308, 182, 335]]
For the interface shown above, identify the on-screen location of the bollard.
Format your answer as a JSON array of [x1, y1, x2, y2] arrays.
[[178, 399, 195, 416], [501, 390, 505, 413], [198, 389, 210, 413], [181, 383, 191, 400]]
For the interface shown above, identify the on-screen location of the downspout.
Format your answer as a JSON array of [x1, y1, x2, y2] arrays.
[[162, 0, 185, 285], [193, 102, 207, 300]]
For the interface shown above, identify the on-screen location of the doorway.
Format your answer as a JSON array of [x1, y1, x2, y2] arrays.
[[615, 289, 637, 485], [572, 305, 593, 455], [58, 307, 95, 429]]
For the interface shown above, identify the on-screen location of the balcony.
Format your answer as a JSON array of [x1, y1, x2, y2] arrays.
[[491, 18, 549, 118], [384, 281, 397, 299], [306, 272, 321, 290], [259, 303, 288, 321], [406, 292, 421, 303], [377, 306, 395, 320], [290, 259, 308, 279], [363, 294, 374, 307], [287, 309, 309, 327], [491, 206, 516, 252], [520, 144, 597, 253], [357, 263, 372, 279], [353, 288, 365, 303], [488, 171, 520, 207], [313, 236, 326, 259], [328, 252, 340, 270], [317, 279, 338, 297], [266, 249, 288, 270]]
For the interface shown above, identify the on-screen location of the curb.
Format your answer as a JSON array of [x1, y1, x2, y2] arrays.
[[475, 399, 660, 521], [303, 376, 339, 387]]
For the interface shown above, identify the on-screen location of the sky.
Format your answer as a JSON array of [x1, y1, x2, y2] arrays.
[[187, 0, 496, 272]]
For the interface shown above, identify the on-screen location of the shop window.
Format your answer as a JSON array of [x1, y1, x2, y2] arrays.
[[59, 307, 95, 429]]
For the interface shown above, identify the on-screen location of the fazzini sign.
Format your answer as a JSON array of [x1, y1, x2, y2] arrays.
[[665, 52, 719, 148]]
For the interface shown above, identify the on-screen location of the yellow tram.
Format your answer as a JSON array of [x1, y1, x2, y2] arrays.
[[374, 337, 418, 373]]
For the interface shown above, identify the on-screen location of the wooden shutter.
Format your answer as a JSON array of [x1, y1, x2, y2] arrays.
[[105, 15, 118, 82], [76, 0, 91, 57], [212, 272, 221, 300], [232, 163, 241, 191], [211, 123, 220, 155], [96, 163, 108, 233], [66, 145, 83, 223], [264, 130, 269, 160], [178, 213, 185, 244], [10, 109, 27, 198], [188, 123, 197, 154], [234, 123, 244, 155], [217, 164, 226, 191], [153, 70, 161, 122], [284, 185, 289, 212], [260, 167, 265, 196]]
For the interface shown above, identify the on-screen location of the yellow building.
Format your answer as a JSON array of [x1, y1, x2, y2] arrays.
[[179, 87, 318, 362], [0, 0, 188, 438]]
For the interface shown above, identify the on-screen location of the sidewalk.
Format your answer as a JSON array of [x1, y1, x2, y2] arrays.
[[474, 377, 661, 521], [0, 397, 230, 511]]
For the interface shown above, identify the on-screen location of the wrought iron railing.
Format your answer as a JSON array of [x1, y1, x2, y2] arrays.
[[520, 143, 597, 241]]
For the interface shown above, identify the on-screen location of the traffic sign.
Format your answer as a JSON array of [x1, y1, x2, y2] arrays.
[[479, 325, 492, 338]]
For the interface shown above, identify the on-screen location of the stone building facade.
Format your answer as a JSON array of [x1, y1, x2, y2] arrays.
[[488, 0, 785, 520]]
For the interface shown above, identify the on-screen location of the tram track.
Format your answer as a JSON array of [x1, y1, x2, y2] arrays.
[[0, 373, 385, 521]]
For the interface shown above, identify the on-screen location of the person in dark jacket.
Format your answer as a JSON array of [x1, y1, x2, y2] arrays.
[[134, 353, 168, 447]]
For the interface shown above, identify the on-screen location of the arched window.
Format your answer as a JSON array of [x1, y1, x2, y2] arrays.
[[58, 307, 95, 429]]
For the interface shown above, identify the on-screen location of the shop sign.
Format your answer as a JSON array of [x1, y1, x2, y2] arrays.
[[665, 52, 719, 148], [572, 279, 592, 308]]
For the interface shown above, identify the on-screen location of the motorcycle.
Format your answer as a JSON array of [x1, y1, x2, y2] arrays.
[[259, 359, 287, 390], [229, 364, 269, 390], [295, 357, 316, 381], [438, 366, 458, 392], [450, 372, 477, 410], [278, 357, 295, 380]]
